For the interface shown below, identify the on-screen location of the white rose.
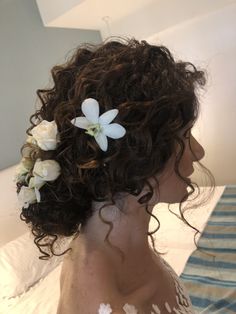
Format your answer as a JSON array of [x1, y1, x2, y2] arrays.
[[17, 186, 37, 208], [14, 164, 27, 183], [21, 145, 34, 159], [14, 158, 34, 182], [26, 135, 37, 145], [30, 120, 60, 151], [33, 159, 61, 182], [22, 157, 34, 171], [28, 176, 46, 190]]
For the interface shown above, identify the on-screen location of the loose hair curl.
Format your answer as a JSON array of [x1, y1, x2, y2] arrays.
[[17, 36, 216, 261]]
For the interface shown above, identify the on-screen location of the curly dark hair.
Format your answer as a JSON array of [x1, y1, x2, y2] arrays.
[[17, 36, 216, 261]]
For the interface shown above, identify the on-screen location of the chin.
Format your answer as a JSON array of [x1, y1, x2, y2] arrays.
[[174, 188, 190, 204], [182, 189, 190, 201]]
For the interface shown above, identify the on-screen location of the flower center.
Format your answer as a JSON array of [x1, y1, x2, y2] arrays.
[[85, 123, 102, 137]]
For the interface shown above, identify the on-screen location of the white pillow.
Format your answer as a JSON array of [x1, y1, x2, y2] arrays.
[[0, 231, 72, 299]]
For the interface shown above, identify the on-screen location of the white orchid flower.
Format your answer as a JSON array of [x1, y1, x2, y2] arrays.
[[70, 98, 126, 152]]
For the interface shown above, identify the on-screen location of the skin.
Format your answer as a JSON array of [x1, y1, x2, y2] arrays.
[[61, 121, 205, 303]]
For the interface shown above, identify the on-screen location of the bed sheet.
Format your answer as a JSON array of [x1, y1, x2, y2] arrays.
[[0, 165, 29, 247]]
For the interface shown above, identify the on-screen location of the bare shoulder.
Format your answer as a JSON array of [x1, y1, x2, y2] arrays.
[[57, 249, 177, 314], [57, 251, 130, 314], [57, 279, 129, 314]]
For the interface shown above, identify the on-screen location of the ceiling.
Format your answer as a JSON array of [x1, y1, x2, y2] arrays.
[[36, 0, 236, 40]]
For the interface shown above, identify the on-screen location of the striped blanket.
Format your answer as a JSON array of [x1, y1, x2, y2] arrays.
[[179, 185, 236, 314]]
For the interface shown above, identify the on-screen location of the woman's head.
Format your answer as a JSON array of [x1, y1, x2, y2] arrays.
[[17, 36, 215, 260]]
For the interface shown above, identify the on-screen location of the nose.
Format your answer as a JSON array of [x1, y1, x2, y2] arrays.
[[191, 136, 205, 161]]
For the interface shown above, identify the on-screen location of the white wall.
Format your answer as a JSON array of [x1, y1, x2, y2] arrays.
[[145, 3, 236, 186], [0, 0, 102, 170]]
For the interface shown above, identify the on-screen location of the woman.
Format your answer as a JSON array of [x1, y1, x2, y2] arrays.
[[16, 37, 215, 313]]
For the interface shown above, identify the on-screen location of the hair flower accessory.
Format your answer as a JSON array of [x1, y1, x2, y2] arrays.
[[17, 186, 37, 209], [16, 119, 62, 208], [30, 120, 60, 151], [16, 157, 61, 207], [26, 135, 37, 146], [70, 98, 126, 151], [32, 159, 61, 182], [27, 158, 61, 202], [13, 157, 34, 183]]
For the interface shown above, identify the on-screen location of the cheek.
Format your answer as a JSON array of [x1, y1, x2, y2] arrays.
[[178, 143, 193, 170], [179, 153, 188, 168]]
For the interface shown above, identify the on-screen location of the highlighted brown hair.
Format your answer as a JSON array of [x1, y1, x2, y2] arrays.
[[17, 36, 216, 261]]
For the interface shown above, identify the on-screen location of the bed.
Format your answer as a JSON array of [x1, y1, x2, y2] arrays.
[[0, 164, 229, 313]]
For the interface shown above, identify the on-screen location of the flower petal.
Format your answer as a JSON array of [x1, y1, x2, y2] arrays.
[[36, 139, 57, 151], [30, 120, 59, 151], [81, 98, 99, 124], [29, 176, 46, 189], [99, 109, 118, 125], [35, 187, 41, 202], [17, 186, 37, 208], [26, 135, 37, 145], [102, 123, 126, 139], [33, 159, 61, 182], [70, 117, 90, 129], [94, 132, 108, 151]]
